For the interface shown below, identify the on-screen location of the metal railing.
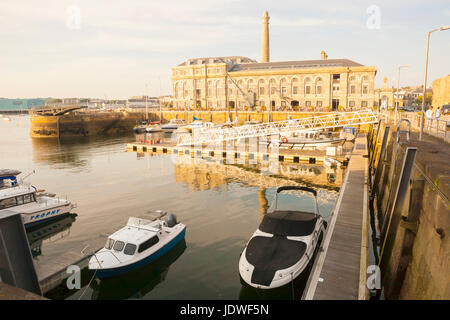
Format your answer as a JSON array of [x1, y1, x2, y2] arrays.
[[387, 111, 450, 143], [177, 109, 379, 146]]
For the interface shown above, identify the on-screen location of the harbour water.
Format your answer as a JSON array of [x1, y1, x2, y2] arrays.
[[1, 115, 344, 300]]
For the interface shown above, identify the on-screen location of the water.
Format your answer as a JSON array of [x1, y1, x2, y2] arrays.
[[0, 115, 343, 300]]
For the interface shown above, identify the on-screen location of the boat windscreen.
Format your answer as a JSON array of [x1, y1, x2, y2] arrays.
[[259, 210, 318, 237], [105, 238, 115, 249]]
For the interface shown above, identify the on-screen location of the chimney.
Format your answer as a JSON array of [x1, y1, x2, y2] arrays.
[[262, 11, 270, 62], [321, 51, 328, 60]]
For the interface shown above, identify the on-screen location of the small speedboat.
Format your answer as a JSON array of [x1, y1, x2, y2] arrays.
[[89, 212, 186, 279], [239, 186, 326, 289], [133, 120, 149, 133], [145, 121, 163, 133], [161, 119, 186, 131]]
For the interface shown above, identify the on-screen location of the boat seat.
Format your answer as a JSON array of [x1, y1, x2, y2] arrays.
[[258, 210, 318, 237], [245, 235, 307, 286]]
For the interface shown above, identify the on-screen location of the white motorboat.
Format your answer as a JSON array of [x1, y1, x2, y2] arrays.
[[176, 120, 214, 133], [161, 119, 186, 131], [0, 170, 76, 228], [89, 212, 186, 279], [145, 121, 163, 133], [239, 186, 326, 289], [324, 156, 342, 168], [277, 130, 346, 148]]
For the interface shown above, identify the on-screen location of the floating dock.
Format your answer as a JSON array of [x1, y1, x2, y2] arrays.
[[303, 132, 369, 299], [126, 142, 351, 165]]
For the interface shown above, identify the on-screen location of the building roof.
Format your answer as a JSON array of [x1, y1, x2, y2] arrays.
[[229, 59, 364, 72], [177, 56, 257, 66]]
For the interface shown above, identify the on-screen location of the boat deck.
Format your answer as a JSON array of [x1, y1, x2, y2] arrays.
[[303, 133, 369, 299]]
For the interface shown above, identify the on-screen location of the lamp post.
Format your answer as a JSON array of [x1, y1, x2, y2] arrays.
[[419, 26, 450, 140], [395, 65, 409, 121]]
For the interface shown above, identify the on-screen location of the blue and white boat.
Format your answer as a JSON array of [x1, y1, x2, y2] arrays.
[[0, 169, 76, 228], [88, 212, 186, 279]]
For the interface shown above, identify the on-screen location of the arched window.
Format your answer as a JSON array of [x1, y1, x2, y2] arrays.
[[207, 81, 213, 97], [315, 77, 323, 95], [247, 79, 256, 93], [269, 79, 276, 95], [304, 77, 312, 95], [280, 78, 287, 96], [258, 79, 265, 96], [291, 78, 299, 95]]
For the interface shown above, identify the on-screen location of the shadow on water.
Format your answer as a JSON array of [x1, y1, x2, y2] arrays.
[[88, 239, 187, 300]]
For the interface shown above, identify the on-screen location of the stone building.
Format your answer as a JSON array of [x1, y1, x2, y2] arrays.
[[171, 11, 377, 112], [432, 75, 450, 108]]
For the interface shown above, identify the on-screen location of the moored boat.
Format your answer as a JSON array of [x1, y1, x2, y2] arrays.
[[88, 212, 186, 279], [0, 170, 76, 228], [161, 119, 186, 131], [239, 186, 326, 289]]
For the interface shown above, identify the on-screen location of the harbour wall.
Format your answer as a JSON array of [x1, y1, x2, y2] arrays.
[[368, 122, 449, 299], [30, 112, 143, 138], [30, 110, 361, 138]]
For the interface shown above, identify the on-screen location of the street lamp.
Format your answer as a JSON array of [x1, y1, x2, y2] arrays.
[[395, 65, 409, 121], [419, 25, 450, 140]]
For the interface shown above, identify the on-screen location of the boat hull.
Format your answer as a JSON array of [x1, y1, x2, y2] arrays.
[[94, 226, 186, 279]]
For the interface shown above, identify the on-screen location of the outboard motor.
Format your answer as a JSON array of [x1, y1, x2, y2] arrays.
[[166, 213, 178, 227]]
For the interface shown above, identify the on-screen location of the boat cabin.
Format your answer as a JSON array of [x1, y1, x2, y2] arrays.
[[102, 218, 166, 257], [0, 186, 37, 210]]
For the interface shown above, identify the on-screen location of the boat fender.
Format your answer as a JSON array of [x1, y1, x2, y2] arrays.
[[167, 213, 178, 227], [281, 136, 288, 143]]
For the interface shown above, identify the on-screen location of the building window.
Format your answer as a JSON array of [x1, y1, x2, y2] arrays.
[[259, 87, 264, 95], [281, 87, 287, 95], [196, 89, 201, 96], [305, 101, 311, 107], [316, 86, 322, 94], [350, 85, 356, 94], [305, 86, 311, 94], [317, 101, 322, 107], [333, 85, 340, 92], [349, 101, 355, 107], [362, 85, 368, 94], [293, 86, 298, 94], [361, 101, 368, 108], [292, 78, 299, 95]]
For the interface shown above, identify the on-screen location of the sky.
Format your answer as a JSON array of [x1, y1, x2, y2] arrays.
[[1, 0, 449, 99]]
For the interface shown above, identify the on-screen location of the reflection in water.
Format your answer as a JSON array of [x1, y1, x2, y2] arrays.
[[31, 135, 132, 169], [172, 156, 342, 192], [89, 239, 187, 300], [26, 213, 77, 258]]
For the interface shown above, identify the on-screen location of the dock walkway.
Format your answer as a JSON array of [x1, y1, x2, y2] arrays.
[[304, 133, 368, 299]]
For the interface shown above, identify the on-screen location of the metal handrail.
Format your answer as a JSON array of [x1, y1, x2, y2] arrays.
[[396, 119, 411, 143], [177, 109, 379, 146]]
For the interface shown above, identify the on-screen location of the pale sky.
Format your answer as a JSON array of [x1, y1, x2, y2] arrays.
[[1, 0, 449, 99]]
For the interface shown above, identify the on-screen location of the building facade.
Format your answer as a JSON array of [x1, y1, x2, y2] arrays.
[[171, 53, 377, 111], [432, 75, 450, 108]]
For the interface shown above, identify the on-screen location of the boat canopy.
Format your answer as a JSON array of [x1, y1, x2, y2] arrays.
[[0, 169, 21, 179], [259, 210, 318, 237]]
